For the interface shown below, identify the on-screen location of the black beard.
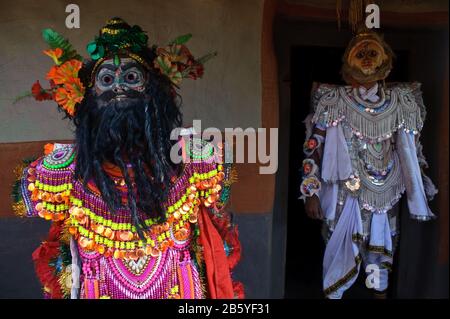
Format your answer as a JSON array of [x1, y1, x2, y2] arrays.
[[88, 92, 147, 160], [73, 86, 182, 236]]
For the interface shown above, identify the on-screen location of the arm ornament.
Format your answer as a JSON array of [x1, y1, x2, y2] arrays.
[[302, 158, 319, 176], [300, 175, 321, 199], [303, 135, 323, 157]]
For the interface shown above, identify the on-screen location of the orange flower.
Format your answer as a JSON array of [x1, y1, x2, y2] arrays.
[[43, 48, 63, 65], [42, 58, 85, 117], [46, 60, 83, 85], [46, 66, 59, 83], [54, 87, 73, 115], [65, 78, 85, 103], [54, 78, 85, 116], [43, 143, 54, 155]]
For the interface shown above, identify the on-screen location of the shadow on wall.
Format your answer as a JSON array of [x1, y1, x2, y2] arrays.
[[0, 218, 50, 298]]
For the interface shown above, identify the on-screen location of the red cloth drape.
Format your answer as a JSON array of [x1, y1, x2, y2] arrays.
[[32, 222, 64, 299], [198, 205, 235, 299]]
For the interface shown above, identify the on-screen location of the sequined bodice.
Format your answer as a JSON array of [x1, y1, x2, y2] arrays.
[[312, 83, 425, 213]]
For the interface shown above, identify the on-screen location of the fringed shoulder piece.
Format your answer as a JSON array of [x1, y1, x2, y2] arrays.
[[390, 82, 426, 122], [11, 157, 39, 217], [14, 143, 75, 219], [12, 143, 75, 299], [182, 137, 237, 210], [311, 82, 425, 142]]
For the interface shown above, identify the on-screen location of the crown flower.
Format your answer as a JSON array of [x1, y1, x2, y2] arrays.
[[43, 48, 63, 65], [53, 77, 85, 116], [31, 80, 53, 102], [154, 34, 216, 86], [16, 28, 85, 118], [46, 60, 83, 85], [39, 52, 85, 117]]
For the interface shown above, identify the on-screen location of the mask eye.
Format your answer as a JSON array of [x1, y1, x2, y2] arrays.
[[100, 74, 114, 86], [356, 51, 365, 59], [123, 70, 142, 85], [369, 50, 378, 58]]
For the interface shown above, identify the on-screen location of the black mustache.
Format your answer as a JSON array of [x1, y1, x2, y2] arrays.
[[98, 89, 144, 102]]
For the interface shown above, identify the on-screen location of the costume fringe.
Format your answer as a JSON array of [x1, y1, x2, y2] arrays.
[[312, 84, 424, 142], [357, 152, 405, 212]]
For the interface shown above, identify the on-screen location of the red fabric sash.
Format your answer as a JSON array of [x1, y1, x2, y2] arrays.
[[198, 205, 235, 299]]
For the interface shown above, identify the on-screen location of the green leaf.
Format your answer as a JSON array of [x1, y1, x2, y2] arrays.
[[196, 51, 218, 65], [86, 42, 97, 54], [156, 56, 171, 74], [88, 43, 105, 60], [13, 91, 33, 105], [114, 54, 120, 66], [42, 28, 82, 62], [170, 34, 192, 45]]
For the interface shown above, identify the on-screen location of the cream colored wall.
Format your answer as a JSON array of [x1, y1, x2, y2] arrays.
[[0, 0, 263, 142]]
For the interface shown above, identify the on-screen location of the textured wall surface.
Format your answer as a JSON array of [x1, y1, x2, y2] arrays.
[[0, 0, 262, 143]]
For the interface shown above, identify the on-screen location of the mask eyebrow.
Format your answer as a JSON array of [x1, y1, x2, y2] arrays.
[[97, 64, 117, 73], [121, 62, 143, 72]]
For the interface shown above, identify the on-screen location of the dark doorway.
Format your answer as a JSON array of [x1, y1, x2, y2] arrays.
[[284, 45, 409, 298]]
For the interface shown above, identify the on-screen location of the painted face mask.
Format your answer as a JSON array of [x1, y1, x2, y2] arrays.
[[94, 57, 147, 102], [347, 40, 388, 76], [341, 31, 394, 85]]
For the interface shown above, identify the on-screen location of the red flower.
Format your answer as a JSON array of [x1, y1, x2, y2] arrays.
[[188, 63, 204, 80], [303, 163, 313, 175], [306, 138, 318, 150], [31, 81, 53, 101]]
